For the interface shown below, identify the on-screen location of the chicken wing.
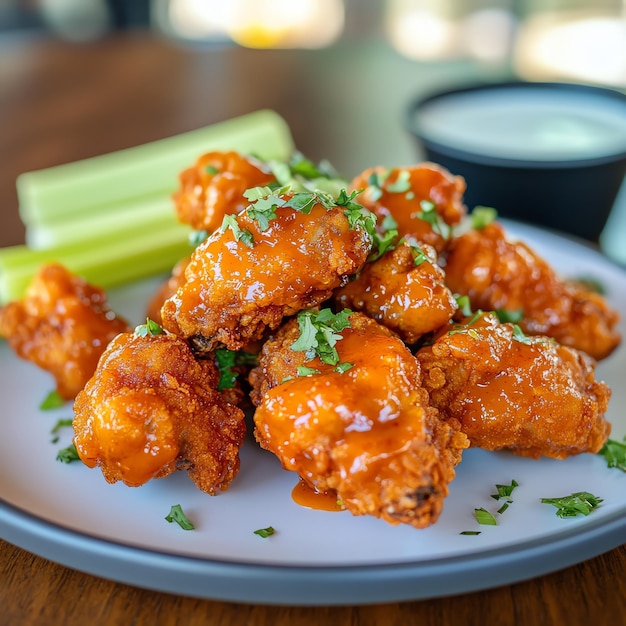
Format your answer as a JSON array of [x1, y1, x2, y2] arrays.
[[250, 311, 468, 528], [416, 311, 611, 459], [350, 163, 467, 254], [0, 263, 130, 399], [161, 189, 374, 352], [73, 323, 246, 493], [443, 221, 621, 360], [334, 240, 458, 344], [174, 151, 275, 232]]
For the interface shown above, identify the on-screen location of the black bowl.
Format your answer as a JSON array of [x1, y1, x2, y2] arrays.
[[406, 81, 626, 242]]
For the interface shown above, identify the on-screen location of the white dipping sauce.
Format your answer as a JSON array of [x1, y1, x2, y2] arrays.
[[416, 86, 626, 162]]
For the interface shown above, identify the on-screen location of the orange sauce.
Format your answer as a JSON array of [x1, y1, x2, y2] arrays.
[[291, 479, 346, 512]]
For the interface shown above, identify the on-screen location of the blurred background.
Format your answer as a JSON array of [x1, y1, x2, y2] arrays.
[[0, 0, 624, 259], [2, 0, 624, 86]]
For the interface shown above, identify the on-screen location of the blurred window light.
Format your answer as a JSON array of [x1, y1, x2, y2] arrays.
[[386, 0, 516, 63], [154, 0, 344, 48], [461, 8, 517, 63], [514, 10, 626, 88], [386, 0, 459, 60]]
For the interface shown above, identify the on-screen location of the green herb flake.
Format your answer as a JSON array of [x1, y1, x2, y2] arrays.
[[165, 504, 195, 530], [56, 443, 80, 464], [455, 294, 473, 317], [290, 308, 352, 367], [386, 169, 411, 193], [135, 317, 164, 337], [491, 479, 519, 500], [495, 308, 523, 324], [40, 390, 66, 411], [497, 501, 511, 515], [471, 206, 498, 230], [511, 323, 534, 345], [448, 310, 483, 336], [334, 362, 354, 374], [413, 199, 450, 239], [51, 418, 73, 435], [474, 507, 497, 526], [189, 229, 209, 247], [204, 164, 219, 175], [459, 530, 482, 536], [297, 365, 321, 377], [253, 526, 276, 538], [220, 214, 254, 247], [540, 492, 603, 518], [598, 437, 626, 472]]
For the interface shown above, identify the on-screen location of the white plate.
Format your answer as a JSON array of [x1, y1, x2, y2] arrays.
[[1, 220, 625, 605]]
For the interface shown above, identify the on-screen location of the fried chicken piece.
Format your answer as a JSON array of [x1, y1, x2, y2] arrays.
[[174, 151, 275, 232], [161, 191, 373, 353], [416, 311, 611, 459], [73, 328, 246, 493], [334, 241, 458, 344], [350, 163, 467, 254], [443, 221, 621, 360], [0, 263, 130, 400], [250, 311, 468, 529]]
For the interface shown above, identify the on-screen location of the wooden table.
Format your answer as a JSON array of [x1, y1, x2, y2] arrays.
[[0, 31, 624, 626]]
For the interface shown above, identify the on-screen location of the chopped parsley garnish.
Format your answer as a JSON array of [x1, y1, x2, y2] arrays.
[[220, 214, 254, 247], [204, 164, 219, 175], [40, 390, 66, 411], [50, 418, 74, 444], [448, 310, 483, 338], [165, 504, 195, 530], [366, 170, 388, 201], [471, 206, 498, 230], [253, 526, 276, 538], [455, 294, 473, 317], [409, 242, 430, 266], [413, 200, 450, 239], [597, 437, 626, 472], [334, 362, 354, 374], [214, 349, 258, 391], [243, 185, 286, 229], [459, 530, 482, 536], [189, 229, 209, 246], [56, 443, 80, 464], [511, 323, 535, 345], [540, 492, 603, 518], [289, 151, 338, 180], [135, 317, 164, 337], [386, 169, 412, 193], [491, 479, 519, 501], [495, 308, 523, 324], [296, 365, 321, 377], [474, 507, 497, 526], [290, 308, 352, 368]]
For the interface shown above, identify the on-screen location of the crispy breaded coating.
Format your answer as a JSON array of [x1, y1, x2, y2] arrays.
[[0, 263, 130, 399], [416, 312, 611, 459], [350, 163, 467, 254], [161, 191, 373, 353], [444, 221, 621, 360], [73, 329, 246, 493], [250, 312, 468, 529], [174, 151, 275, 232], [334, 241, 458, 344]]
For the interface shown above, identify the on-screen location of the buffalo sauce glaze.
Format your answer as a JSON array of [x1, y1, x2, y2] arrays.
[[351, 163, 466, 253], [253, 314, 447, 511], [161, 201, 371, 344], [291, 478, 346, 512]]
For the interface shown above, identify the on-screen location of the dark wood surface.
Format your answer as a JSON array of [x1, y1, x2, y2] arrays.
[[0, 31, 624, 626]]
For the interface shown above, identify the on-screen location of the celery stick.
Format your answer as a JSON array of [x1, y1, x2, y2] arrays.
[[0, 221, 192, 304], [25, 194, 176, 248], [18, 109, 294, 228]]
